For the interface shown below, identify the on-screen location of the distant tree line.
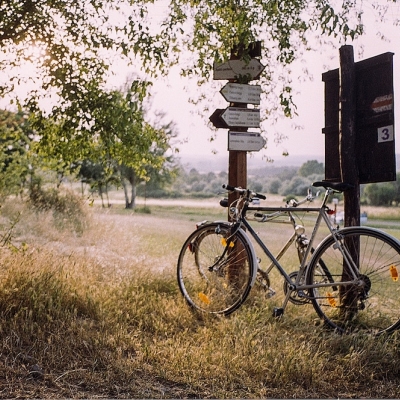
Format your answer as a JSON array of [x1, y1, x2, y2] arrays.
[[2, 113, 400, 209], [141, 159, 400, 208]]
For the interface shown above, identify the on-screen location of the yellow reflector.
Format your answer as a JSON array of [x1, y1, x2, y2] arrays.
[[327, 292, 336, 307], [198, 292, 210, 304], [221, 238, 234, 248], [390, 265, 399, 282]]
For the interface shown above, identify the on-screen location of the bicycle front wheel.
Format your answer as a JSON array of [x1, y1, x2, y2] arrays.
[[307, 227, 400, 334], [177, 222, 256, 315]]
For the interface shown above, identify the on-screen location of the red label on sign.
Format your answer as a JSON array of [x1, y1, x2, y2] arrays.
[[371, 94, 393, 113]]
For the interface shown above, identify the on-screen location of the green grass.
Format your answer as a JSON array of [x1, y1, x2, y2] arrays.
[[1, 198, 400, 398]]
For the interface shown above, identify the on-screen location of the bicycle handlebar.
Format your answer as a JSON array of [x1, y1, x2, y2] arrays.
[[222, 184, 267, 200], [288, 191, 319, 207]]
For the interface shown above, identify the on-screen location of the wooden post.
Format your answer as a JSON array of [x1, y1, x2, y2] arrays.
[[228, 48, 248, 217], [339, 45, 360, 226], [339, 45, 360, 315]]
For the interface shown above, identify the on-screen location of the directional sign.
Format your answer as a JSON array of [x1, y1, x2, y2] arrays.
[[209, 108, 228, 129], [213, 59, 265, 80], [209, 107, 260, 129], [228, 131, 266, 152], [220, 83, 261, 105], [220, 107, 260, 128]]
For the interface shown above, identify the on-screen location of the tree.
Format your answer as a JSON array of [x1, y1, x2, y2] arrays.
[[68, 88, 179, 209], [108, 100, 178, 209], [364, 181, 397, 206], [1, 1, 163, 165], [0, 110, 34, 197], [1, 0, 396, 164], [77, 159, 118, 208], [298, 160, 324, 177]]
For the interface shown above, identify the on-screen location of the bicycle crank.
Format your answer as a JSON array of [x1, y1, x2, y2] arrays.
[[283, 271, 310, 305]]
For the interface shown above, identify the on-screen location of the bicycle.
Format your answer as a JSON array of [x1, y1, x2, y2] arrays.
[[177, 181, 400, 335], [194, 189, 326, 303]]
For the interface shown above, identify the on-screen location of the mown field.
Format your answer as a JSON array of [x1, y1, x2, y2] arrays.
[[1, 194, 400, 398]]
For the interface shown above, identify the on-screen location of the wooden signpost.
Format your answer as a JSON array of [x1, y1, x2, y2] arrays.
[[209, 44, 265, 212]]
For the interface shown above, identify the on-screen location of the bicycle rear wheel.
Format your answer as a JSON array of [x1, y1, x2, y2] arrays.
[[177, 222, 256, 315], [306, 227, 400, 334]]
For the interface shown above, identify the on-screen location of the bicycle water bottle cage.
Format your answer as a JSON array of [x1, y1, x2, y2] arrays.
[[312, 181, 354, 192]]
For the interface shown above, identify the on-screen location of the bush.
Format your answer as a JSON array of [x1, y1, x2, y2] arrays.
[[29, 185, 90, 234], [279, 176, 311, 196]]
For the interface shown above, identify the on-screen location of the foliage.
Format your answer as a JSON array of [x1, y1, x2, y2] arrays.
[[29, 184, 90, 234], [116, 114, 180, 208], [168, 160, 324, 199], [298, 159, 324, 177], [1, 0, 386, 155], [1, 1, 170, 174], [363, 175, 400, 206], [169, 167, 228, 198], [0, 110, 34, 198], [35, 86, 177, 208], [279, 175, 312, 196]]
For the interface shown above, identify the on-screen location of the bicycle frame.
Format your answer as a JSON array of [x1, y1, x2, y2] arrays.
[[178, 181, 400, 333], [250, 207, 309, 276], [232, 189, 364, 308]]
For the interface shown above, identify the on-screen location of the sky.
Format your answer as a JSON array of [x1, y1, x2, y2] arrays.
[[1, 1, 399, 168], [139, 1, 400, 166]]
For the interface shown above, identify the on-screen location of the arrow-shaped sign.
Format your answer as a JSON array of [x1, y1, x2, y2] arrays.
[[220, 83, 261, 105], [213, 59, 265, 81], [228, 131, 266, 152], [209, 109, 228, 129], [210, 107, 260, 129], [221, 107, 260, 128]]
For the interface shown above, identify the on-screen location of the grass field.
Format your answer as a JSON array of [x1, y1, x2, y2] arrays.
[[1, 195, 400, 398]]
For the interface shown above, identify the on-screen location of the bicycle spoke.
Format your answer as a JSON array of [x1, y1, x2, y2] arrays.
[[307, 228, 400, 334], [177, 223, 255, 315]]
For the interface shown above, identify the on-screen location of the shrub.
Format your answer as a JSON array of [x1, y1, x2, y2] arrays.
[[29, 185, 90, 234]]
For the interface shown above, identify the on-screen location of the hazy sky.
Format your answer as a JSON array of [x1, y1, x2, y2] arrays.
[[2, 1, 399, 167], [145, 2, 400, 164]]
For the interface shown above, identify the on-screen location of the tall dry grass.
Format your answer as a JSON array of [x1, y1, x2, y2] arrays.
[[1, 196, 400, 398]]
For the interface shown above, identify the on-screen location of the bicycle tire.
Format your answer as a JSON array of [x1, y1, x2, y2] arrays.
[[177, 222, 257, 315], [306, 227, 400, 334]]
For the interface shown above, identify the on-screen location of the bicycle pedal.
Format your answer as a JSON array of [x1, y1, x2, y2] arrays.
[[273, 307, 284, 318]]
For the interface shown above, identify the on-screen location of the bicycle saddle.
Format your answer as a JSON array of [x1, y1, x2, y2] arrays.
[[312, 181, 354, 192]]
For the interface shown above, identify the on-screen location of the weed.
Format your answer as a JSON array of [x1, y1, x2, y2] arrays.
[[0, 199, 400, 398]]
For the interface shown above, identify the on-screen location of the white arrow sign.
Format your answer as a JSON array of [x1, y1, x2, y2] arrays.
[[220, 83, 261, 105], [228, 131, 266, 152], [213, 59, 265, 80], [220, 107, 260, 128]]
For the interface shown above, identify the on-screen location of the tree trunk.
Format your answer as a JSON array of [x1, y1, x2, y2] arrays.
[[121, 172, 137, 209]]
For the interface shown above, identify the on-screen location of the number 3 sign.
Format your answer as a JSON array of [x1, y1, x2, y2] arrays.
[[378, 125, 394, 143]]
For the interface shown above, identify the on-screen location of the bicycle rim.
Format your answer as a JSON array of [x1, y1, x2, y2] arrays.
[[177, 223, 256, 315], [307, 227, 400, 335]]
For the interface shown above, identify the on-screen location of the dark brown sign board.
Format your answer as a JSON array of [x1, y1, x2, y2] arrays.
[[322, 52, 395, 184]]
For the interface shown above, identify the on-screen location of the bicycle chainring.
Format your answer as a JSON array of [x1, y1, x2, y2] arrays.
[[283, 271, 310, 305]]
